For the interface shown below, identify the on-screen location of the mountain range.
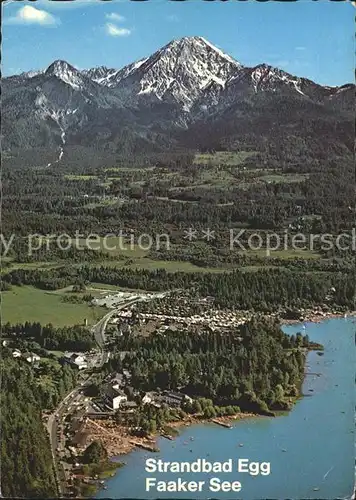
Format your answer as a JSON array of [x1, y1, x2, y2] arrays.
[[2, 36, 354, 158]]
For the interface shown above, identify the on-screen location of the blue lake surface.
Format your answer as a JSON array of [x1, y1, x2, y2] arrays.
[[97, 318, 355, 499]]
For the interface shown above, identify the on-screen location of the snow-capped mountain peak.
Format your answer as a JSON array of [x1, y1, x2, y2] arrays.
[[191, 36, 239, 66], [76, 37, 243, 110], [83, 36, 242, 104], [152, 36, 241, 75], [248, 64, 306, 95], [34, 38, 314, 113], [45, 60, 85, 90], [4, 36, 352, 155], [20, 69, 44, 79], [82, 65, 113, 80], [124, 36, 243, 110]]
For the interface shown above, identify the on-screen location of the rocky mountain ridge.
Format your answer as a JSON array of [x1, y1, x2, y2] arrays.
[[3, 36, 353, 156]]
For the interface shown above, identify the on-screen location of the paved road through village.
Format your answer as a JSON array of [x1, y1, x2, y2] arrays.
[[47, 299, 142, 496]]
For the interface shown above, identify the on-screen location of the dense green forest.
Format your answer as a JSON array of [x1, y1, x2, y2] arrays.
[[2, 148, 354, 237], [3, 265, 354, 311], [0, 341, 80, 496], [0, 352, 59, 497], [2, 160, 354, 237], [112, 317, 316, 413], [2, 322, 96, 352]]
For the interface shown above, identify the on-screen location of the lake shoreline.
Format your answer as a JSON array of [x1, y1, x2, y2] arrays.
[[82, 412, 262, 497], [92, 316, 354, 498], [82, 411, 262, 462], [90, 352, 309, 495], [280, 310, 355, 325]]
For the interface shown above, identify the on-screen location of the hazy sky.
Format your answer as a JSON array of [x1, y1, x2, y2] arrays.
[[2, 0, 355, 86]]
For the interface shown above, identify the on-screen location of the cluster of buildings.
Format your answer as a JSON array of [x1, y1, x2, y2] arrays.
[[142, 390, 193, 408], [12, 349, 41, 364], [91, 369, 194, 415], [104, 386, 128, 410], [111, 309, 250, 331], [10, 346, 93, 371], [100, 370, 136, 412], [92, 291, 167, 309]]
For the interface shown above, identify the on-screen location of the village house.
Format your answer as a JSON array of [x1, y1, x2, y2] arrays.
[[110, 373, 124, 390], [142, 390, 192, 408], [142, 392, 162, 408], [12, 349, 22, 358], [63, 353, 88, 370], [108, 370, 132, 390], [160, 391, 193, 407], [121, 401, 138, 413], [104, 387, 127, 411], [142, 392, 155, 405]]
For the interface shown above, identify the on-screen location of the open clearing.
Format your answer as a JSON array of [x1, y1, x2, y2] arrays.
[[2, 286, 107, 327], [75, 236, 148, 258], [64, 174, 98, 181], [194, 151, 256, 166], [245, 248, 321, 260], [258, 173, 309, 184]]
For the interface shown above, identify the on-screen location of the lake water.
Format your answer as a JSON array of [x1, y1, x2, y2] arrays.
[[97, 318, 355, 499]]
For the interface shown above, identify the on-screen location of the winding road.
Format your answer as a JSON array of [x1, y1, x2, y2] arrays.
[[47, 299, 142, 496]]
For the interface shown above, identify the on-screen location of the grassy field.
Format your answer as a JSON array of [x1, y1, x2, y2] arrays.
[[258, 173, 309, 184], [5, 236, 148, 261], [64, 174, 98, 181], [103, 167, 156, 173], [47, 350, 65, 358], [84, 198, 121, 209], [2, 286, 107, 327], [194, 151, 256, 166], [3, 255, 228, 275], [2, 261, 61, 272], [3, 245, 320, 279], [76, 236, 148, 258], [116, 257, 228, 273], [88, 257, 227, 273], [89, 282, 123, 291], [245, 248, 321, 260], [61, 152, 310, 205], [88, 282, 156, 293], [62, 153, 309, 198], [48, 285, 107, 298]]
